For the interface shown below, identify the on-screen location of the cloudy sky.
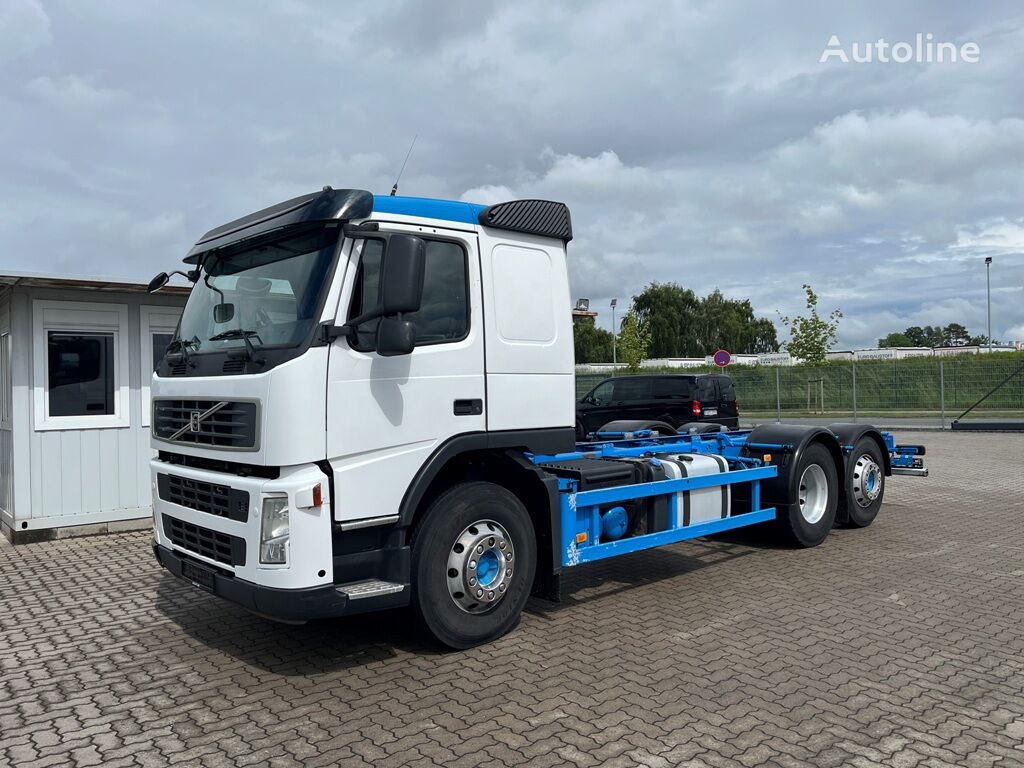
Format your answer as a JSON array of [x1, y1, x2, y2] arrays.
[[2, 0, 1023, 348]]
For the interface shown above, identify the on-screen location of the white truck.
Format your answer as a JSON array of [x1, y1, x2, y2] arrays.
[[147, 187, 925, 648]]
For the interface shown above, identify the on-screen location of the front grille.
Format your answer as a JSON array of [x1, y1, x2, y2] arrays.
[[163, 516, 246, 567], [153, 399, 258, 449], [158, 474, 249, 521]]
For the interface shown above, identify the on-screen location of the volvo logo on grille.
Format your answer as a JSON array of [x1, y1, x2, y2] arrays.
[[167, 401, 229, 441]]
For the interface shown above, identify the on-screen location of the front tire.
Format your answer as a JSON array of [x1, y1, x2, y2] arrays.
[[411, 482, 536, 649], [843, 437, 885, 528], [775, 442, 838, 547]]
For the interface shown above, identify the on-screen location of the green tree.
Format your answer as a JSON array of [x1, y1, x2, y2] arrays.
[[879, 331, 912, 347], [572, 319, 614, 364], [632, 282, 702, 357], [632, 282, 779, 356], [942, 322, 970, 347], [969, 334, 999, 346], [617, 305, 651, 372], [778, 284, 842, 364]]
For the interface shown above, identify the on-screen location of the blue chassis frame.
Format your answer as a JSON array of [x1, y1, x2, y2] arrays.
[[529, 428, 919, 568]]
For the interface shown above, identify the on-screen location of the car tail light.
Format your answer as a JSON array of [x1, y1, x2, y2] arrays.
[[734, 398, 740, 412], [692, 400, 702, 417]]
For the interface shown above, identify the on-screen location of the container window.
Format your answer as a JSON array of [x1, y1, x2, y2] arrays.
[[47, 332, 115, 417]]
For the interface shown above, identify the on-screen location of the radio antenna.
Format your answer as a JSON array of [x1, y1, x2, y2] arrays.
[[390, 135, 418, 196]]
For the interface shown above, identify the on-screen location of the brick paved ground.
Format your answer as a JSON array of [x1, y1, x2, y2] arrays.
[[2, 431, 1023, 767]]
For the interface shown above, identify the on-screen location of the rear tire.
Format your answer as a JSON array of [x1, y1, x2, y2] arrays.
[[843, 437, 885, 528], [775, 442, 838, 547], [411, 482, 536, 649]]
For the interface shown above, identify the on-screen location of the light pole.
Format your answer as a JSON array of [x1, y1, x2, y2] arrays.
[[611, 298, 618, 369], [985, 257, 992, 352]]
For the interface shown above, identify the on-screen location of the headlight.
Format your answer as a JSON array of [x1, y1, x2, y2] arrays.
[[260, 495, 290, 564]]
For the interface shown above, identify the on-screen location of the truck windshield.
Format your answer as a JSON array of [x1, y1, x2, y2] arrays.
[[176, 226, 341, 352]]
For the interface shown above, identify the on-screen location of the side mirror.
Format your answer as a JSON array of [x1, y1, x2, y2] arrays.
[[376, 317, 416, 356], [213, 303, 235, 324], [380, 234, 425, 316], [147, 272, 169, 293]]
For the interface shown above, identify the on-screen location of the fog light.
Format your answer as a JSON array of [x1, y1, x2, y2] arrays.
[[260, 495, 290, 564]]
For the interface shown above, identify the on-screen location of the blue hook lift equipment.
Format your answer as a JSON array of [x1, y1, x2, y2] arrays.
[[529, 427, 925, 568]]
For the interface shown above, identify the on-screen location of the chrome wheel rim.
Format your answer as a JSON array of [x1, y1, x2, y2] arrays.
[[446, 520, 514, 614], [852, 453, 882, 507], [798, 464, 829, 524]]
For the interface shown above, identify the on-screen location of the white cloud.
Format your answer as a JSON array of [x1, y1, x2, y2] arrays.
[[0, 0, 50, 61], [25, 74, 128, 111]]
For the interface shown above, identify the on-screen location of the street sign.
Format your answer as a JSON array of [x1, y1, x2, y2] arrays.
[[713, 349, 731, 367]]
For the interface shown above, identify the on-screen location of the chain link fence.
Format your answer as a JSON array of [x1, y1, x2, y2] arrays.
[[576, 355, 1024, 427]]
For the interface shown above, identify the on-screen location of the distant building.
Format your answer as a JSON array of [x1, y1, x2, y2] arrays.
[[0, 271, 189, 542]]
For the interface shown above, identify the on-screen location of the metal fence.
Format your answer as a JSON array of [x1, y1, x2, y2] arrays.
[[576, 356, 1024, 427]]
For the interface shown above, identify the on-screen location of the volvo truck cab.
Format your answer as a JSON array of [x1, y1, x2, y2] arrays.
[[150, 188, 577, 643]]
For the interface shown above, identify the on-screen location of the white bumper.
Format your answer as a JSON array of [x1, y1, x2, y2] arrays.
[[151, 458, 333, 591]]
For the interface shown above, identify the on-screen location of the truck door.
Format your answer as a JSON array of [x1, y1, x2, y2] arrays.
[[325, 230, 485, 523]]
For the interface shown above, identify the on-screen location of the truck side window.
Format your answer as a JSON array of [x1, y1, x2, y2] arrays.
[[348, 237, 470, 352], [404, 241, 469, 344], [348, 239, 385, 350]]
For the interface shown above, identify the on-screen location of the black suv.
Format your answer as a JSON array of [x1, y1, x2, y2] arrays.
[[576, 374, 739, 439]]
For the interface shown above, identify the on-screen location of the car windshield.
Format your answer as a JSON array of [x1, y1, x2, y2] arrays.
[[175, 226, 341, 352]]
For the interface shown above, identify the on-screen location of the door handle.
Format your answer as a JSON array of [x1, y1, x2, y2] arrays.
[[453, 399, 483, 416]]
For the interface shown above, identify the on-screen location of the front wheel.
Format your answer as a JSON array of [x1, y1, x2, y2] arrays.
[[775, 442, 838, 547], [411, 482, 536, 649]]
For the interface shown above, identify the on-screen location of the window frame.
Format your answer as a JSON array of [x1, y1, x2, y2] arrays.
[[140, 305, 182, 427], [346, 234, 472, 353], [32, 300, 131, 431], [0, 331, 11, 429]]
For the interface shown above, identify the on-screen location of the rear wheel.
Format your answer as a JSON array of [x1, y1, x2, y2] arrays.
[[775, 442, 838, 547], [411, 482, 536, 649], [844, 437, 885, 528]]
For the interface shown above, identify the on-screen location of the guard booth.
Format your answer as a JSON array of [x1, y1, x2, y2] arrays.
[[0, 272, 188, 543]]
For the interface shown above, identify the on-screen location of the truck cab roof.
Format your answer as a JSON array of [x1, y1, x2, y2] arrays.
[[185, 187, 572, 263]]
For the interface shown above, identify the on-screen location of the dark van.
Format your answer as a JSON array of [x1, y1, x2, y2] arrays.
[[576, 374, 739, 439]]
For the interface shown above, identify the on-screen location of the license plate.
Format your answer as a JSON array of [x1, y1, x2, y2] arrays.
[[181, 560, 216, 593], [705, 408, 718, 416]]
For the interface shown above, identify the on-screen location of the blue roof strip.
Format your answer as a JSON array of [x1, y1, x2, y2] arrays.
[[372, 195, 486, 225]]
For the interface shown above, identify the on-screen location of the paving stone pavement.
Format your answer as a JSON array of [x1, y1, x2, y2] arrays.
[[2, 431, 1023, 767]]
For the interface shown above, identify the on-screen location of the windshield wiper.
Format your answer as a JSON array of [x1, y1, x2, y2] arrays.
[[165, 336, 200, 368], [209, 328, 265, 365]]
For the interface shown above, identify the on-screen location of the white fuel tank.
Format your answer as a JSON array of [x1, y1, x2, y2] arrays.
[[655, 453, 731, 526]]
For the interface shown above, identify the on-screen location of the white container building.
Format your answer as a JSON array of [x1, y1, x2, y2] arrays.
[[0, 271, 188, 543]]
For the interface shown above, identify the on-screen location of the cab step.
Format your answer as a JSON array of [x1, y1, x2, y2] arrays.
[[336, 580, 406, 600]]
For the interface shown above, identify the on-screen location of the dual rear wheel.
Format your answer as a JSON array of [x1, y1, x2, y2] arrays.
[[775, 437, 885, 547]]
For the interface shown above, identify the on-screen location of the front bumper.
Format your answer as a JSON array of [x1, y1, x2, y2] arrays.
[[154, 543, 409, 621]]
